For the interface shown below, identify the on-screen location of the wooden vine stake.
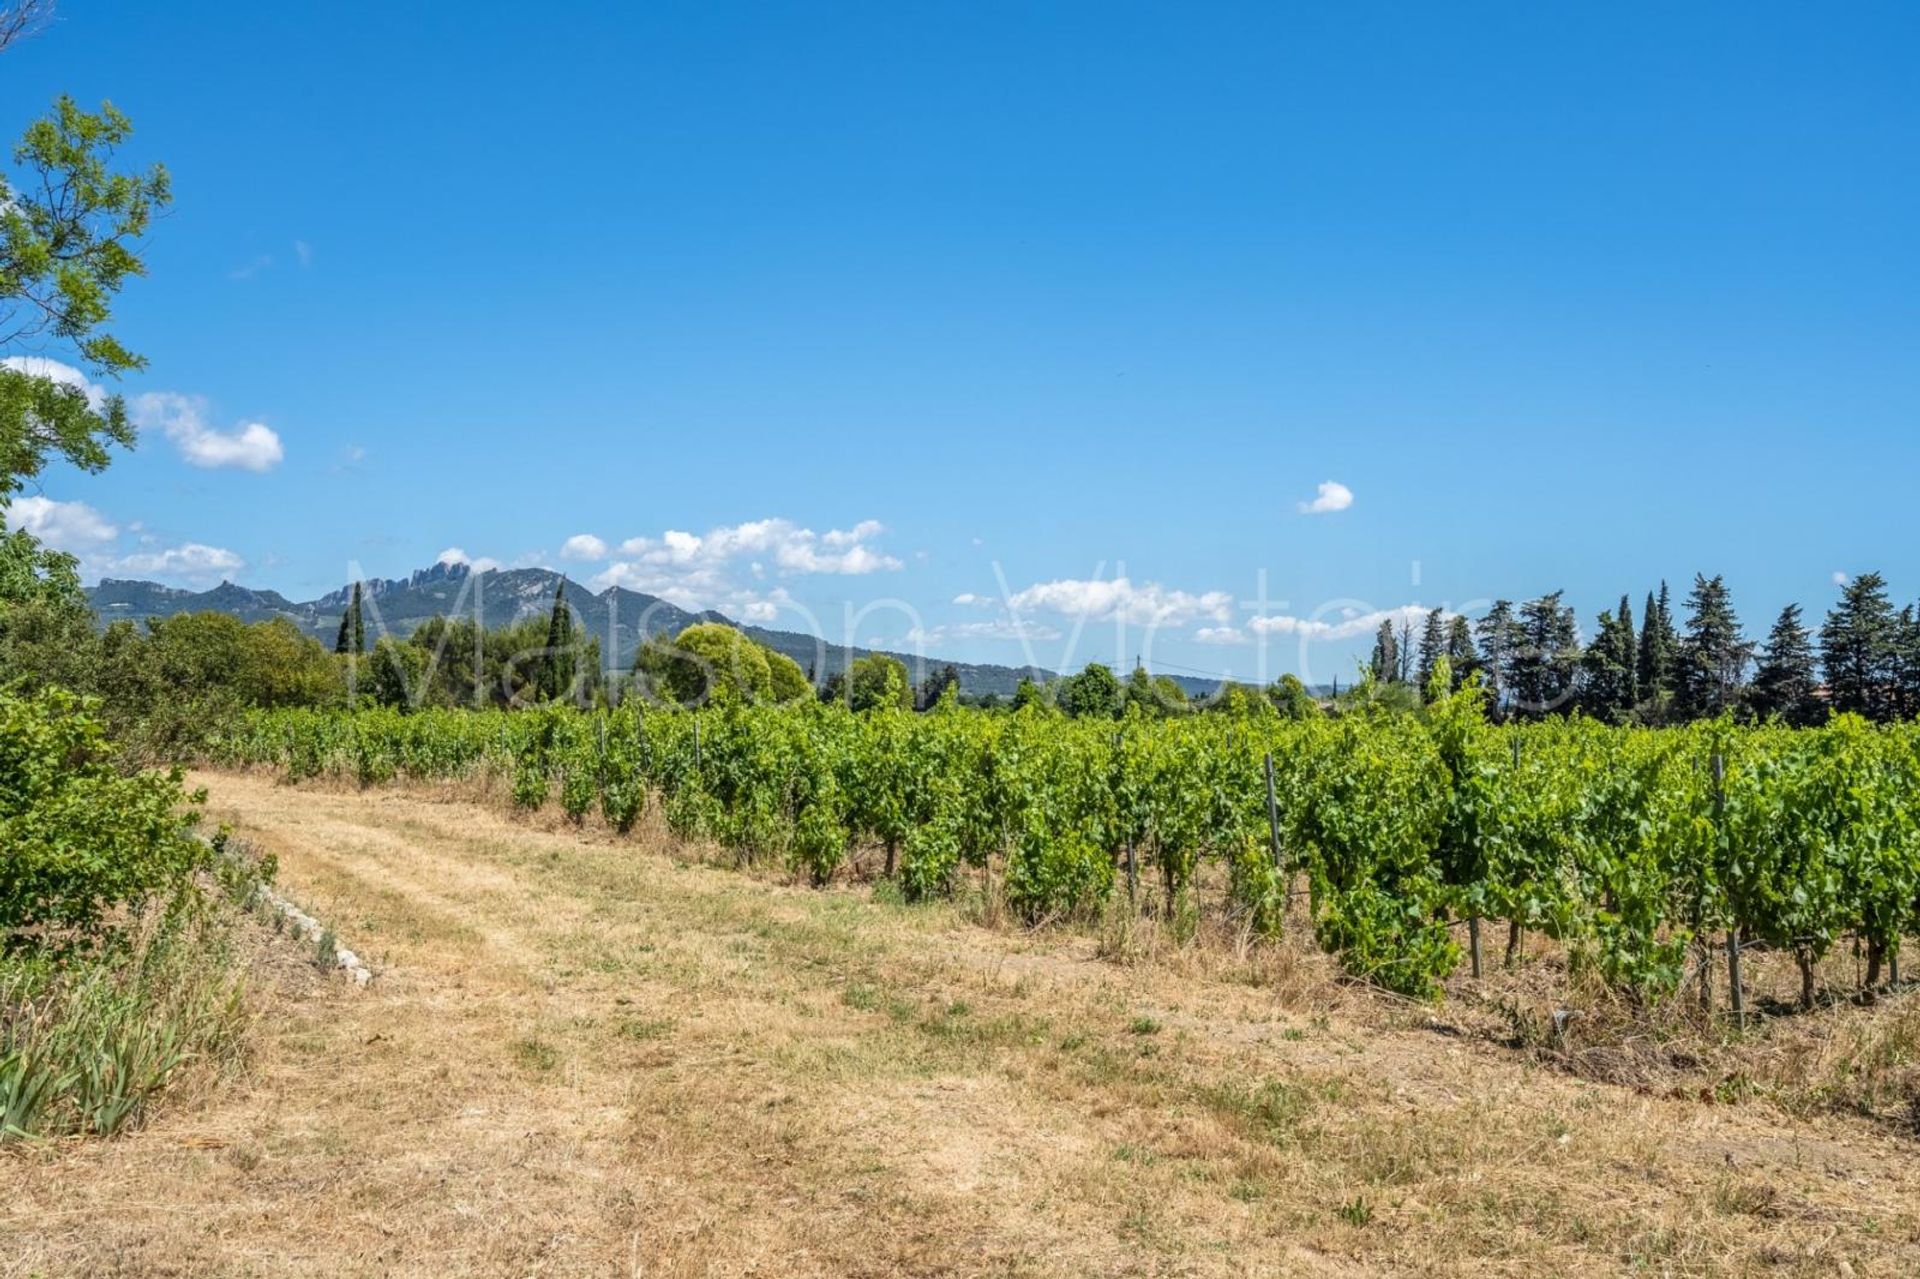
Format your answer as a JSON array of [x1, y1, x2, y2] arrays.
[[1727, 928, 1746, 1030], [1263, 751, 1285, 938], [1710, 752, 1744, 1028]]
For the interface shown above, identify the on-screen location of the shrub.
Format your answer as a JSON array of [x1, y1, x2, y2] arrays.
[[0, 687, 208, 951]]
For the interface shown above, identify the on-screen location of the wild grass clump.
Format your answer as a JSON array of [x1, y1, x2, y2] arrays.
[[1, 898, 251, 1142], [1, 690, 271, 1144]]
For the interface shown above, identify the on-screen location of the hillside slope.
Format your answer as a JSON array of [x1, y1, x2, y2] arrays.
[[85, 563, 1060, 696]]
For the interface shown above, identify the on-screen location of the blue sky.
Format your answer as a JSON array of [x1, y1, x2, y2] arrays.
[[5, 2, 1919, 682]]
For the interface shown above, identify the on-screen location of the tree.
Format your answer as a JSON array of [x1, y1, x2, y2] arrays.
[[1445, 615, 1478, 691], [334, 582, 365, 656], [0, 74, 169, 699], [2, 88, 169, 610], [916, 662, 960, 710], [1475, 601, 1519, 715], [1579, 595, 1638, 721], [539, 579, 576, 701], [1675, 574, 1750, 719], [1894, 604, 1920, 720], [767, 650, 810, 703], [1414, 608, 1447, 697], [1821, 572, 1898, 721], [1749, 603, 1821, 726], [1509, 591, 1578, 716], [638, 623, 772, 706], [1268, 673, 1320, 719], [846, 653, 912, 712], [1370, 619, 1400, 685], [1395, 616, 1416, 684], [1011, 676, 1051, 711], [1123, 664, 1187, 717], [1058, 662, 1122, 719], [1635, 583, 1679, 720], [0, 3, 53, 57]]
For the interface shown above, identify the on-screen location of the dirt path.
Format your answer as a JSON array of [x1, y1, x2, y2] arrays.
[[5, 772, 1919, 1277]]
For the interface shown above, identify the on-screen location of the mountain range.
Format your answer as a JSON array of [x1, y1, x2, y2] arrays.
[[84, 562, 1098, 698]]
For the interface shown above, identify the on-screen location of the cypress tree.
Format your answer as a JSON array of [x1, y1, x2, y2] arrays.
[[1750, 603, 1821, 726], [543, 578, 575, 701], [1820, 571, 1897, 721], [1370, 619, 1399, 685], [1635, 582, 1678, 718], [1579, 595, 1638, 721], [335, 582, 364, 656], [1616, 594, 1638, 709]]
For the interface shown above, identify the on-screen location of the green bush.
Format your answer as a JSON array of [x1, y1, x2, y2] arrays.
[[0, 687, 208, 951]]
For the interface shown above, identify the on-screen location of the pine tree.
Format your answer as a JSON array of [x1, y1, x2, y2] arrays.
[[1676, 574, 1751, 719], [1475, 600, 1518, 715], [1445, 614, 1478, 690], [350, 582, 365, 656], [1750, 603, 1821, 726], [334, 597, 352, 655], [1415, 608, 1447, 697], [542, 578, 575, 702], [1510, 591, 1578, 717], [1895, 604, 1920, 720], [1820, 571, 1897, 721]]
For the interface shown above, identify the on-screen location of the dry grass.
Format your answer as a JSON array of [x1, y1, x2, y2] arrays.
[[3, 771, 1918, 1276]]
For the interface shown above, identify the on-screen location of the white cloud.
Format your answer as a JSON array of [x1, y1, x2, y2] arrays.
[[560, 533, 609, 562], [1298, 480, 1354, 515], [230, 254, 273, 280], [1193, 626, 1248, 646], [952, 592, 996, 607], [2, 489, 246, 587], [293, 240, 313, 267], [132, 392, 284, 472], [108, 542, 244, 580], [1, 356, 110, 411], [1246, 604, 1446, 642], [595, 517, 901, 613], [437, 546, 503, 573], [1005, 577, 1233, 628], [1833, 571, 1849, 586], [906, 619, 1062, 646], [613, 517, 900, 577], [3, 495, 118, 550]]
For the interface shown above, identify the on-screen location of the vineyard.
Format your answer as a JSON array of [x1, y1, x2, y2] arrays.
[[210, 679, 1920, 1007]]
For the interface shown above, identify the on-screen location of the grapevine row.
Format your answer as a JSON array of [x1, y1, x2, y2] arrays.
[[209, 692, 1920, 1002]]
